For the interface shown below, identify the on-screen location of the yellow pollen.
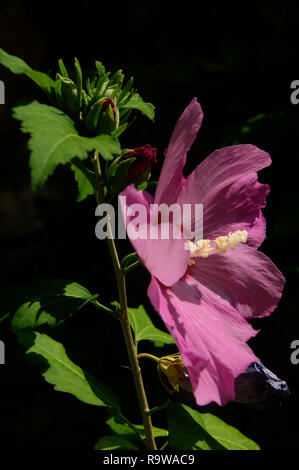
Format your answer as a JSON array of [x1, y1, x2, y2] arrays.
[[189, 230, 248, 261], [188, 239, 211, 258]]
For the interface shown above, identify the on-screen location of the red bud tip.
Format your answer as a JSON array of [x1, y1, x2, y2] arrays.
[[124, 144, 157, 181], [101, 98, 116, 114]]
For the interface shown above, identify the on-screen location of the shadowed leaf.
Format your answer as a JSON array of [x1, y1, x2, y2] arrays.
[[17, 330, 120, 411], [13, 101, 120, 190], [10, 278, 98, 330], [0, 47, 54, 96], [168, 403, 260, 450]]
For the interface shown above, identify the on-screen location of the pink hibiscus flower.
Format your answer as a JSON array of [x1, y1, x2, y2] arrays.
[[119, 98, 285, 406]]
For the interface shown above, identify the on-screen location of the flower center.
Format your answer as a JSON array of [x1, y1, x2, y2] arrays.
[[188, 230, 248, 261]]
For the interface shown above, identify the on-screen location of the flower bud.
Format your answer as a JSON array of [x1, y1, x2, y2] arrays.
[[122, 144, 157, 186], [55, 75, 81, 112], [55, 58, 83, 114], [85, 97, 119, 136], [233, 361, 290, 409], [158, 353, 192, 393], [106, 145, 157, 197]]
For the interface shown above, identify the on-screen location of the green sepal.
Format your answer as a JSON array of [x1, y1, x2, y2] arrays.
[[74, 57, 83, 108], [108, 157, 136, 195], [109, 69, 124, 89], [54, 58, 83, 113], [55, 74, 81, 113], [118, 77, 134, 104], [98, 102, 119, 134], [58, 58, 69, 78], [85, 98, 104, 134]]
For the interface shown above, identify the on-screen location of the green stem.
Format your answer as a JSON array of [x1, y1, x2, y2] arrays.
[[137, 353, 160, 363], [145, 400, 171, 416], [92, 299, 117, 318], [123, 260, 142, 275], [117, 412, 144, 441], [160, 439, 168, 451], [92, 151, 157, 450]]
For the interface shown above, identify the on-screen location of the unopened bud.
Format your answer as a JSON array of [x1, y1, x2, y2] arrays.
[[137, 352, 192, 394], [55, 76, 81, 112], [234, 361, 290, 409], [55, 58, 83, 114], [85, 97, 119, 136], [158, 353, 192, 393], [122, 144, 157, 186]]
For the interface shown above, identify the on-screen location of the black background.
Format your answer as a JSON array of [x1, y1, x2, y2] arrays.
[[0, 0, 299, 450]]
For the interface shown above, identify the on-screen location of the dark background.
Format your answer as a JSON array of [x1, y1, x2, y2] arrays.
[[0, 0, 298, 450]]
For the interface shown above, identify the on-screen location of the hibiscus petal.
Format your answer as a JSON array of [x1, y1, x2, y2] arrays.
[[201, 172, 269, 248], [190, 243, 285, 319], [119, 183, 153, 213], [177, 144, 271, 245], [148, 275, 258, 406], [119, 185, 190, 286], [154, 98, 203, 206]]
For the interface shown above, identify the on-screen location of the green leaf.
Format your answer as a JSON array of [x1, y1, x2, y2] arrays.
[[126, 304, 175, 347], [17, 330, 120, 410], [95, 436, 138, 450], [120, 252, 140, 269], [10, 278, 97, 330], [198, 412, 260, 450], [0, 47, 54, 96], [111, 301, 174, 346], [71, 163, 95, 202], [12, 101, 121, 190], [111, 121, 129, 138], [168, 403, 260, 450], [121, 93, 155, 121], [168, 403, 223, 450], [106, 415, 168, 440]]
